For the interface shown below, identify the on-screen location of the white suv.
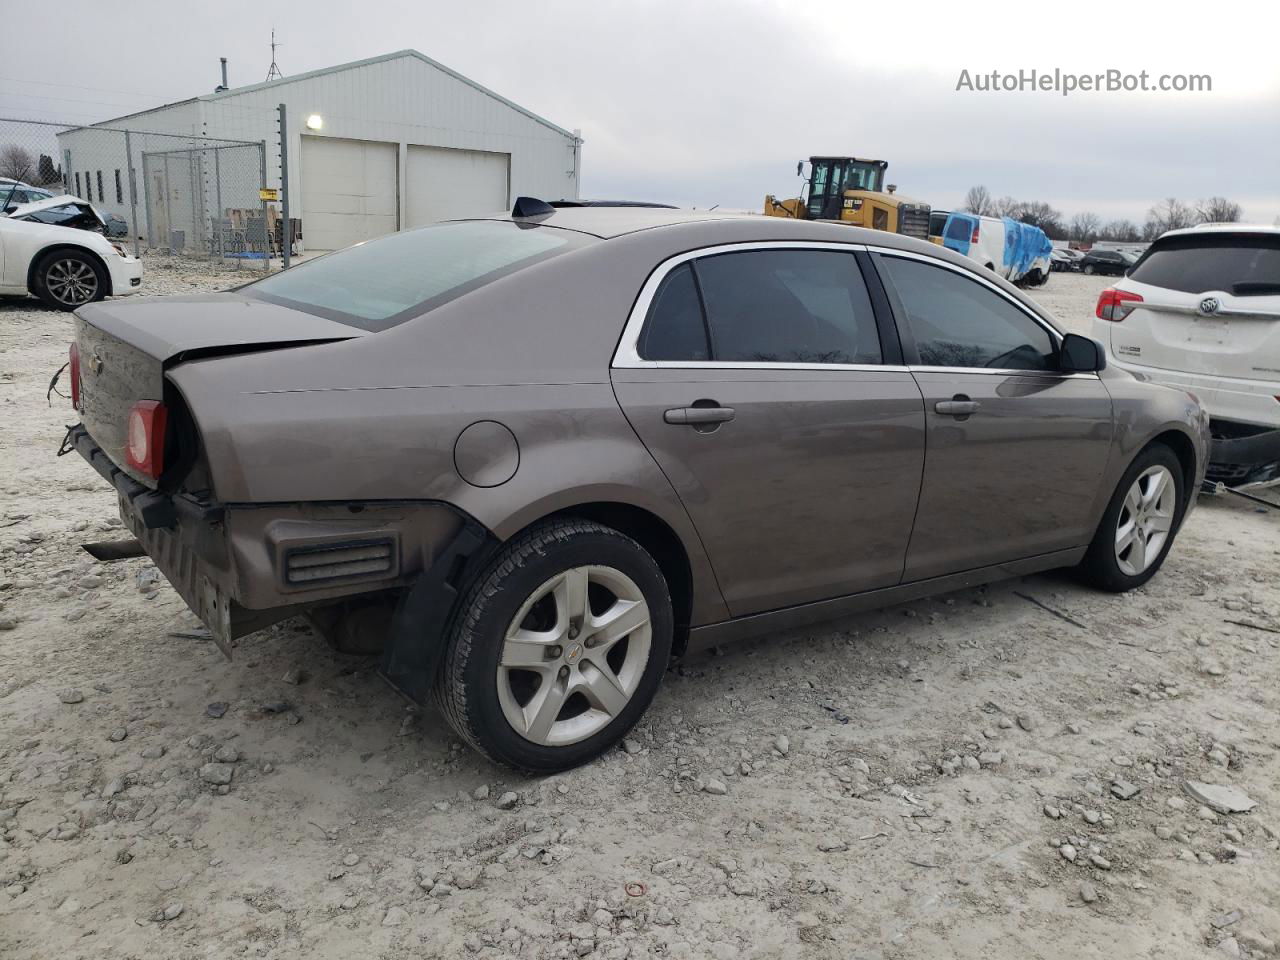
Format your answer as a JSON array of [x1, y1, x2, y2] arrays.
[[1093, 224, 1280, 487]]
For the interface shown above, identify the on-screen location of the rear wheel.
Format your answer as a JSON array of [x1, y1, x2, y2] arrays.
[[34, 249, 107, 311], [434, 519, 673, 772], [1077, 444, 1184, 592]]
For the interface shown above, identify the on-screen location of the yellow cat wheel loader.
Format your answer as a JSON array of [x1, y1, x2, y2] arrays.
[[764, 157, 931, 241]]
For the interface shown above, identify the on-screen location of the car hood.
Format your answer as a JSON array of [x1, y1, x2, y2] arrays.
[[77, 292, 369, 365], [5, 193, 103, 222]]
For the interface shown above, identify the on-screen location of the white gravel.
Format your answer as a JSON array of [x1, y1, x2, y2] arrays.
[[2, 264, 1278, 959]]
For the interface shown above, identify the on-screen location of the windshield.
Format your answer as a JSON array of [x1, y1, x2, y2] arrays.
[[246, 220, 588, 331]]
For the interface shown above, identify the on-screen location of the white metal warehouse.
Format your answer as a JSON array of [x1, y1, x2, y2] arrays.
[[57, 50, 582, 252]]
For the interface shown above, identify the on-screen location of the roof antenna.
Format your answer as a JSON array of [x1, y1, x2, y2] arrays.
[[265, 29, 284, 82]]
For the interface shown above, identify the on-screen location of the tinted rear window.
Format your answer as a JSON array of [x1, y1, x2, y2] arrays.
[[246, 221, 586, 331], [1129, 234, 1280, 296], [695, 249, 881, 364]]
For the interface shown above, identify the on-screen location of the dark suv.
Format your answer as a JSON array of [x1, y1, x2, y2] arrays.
[[1080, 249, 1136, 276]]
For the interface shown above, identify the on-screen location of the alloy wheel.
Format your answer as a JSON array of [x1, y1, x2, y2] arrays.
[[497, 565, 652, 746], [46, 259, 99, 306], [1115, 465, 1176, 576]]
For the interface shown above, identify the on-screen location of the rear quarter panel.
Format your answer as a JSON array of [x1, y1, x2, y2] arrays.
[[166, 231, 751, 625], [1095, 368, 1210, 521]]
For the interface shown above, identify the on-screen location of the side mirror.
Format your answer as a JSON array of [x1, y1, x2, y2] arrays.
[[796, 160, 804, 177], [1060, 333, 1106, 373]]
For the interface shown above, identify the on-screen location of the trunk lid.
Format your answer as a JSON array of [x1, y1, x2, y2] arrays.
[[74, 293, 366, 486], [1110, 280, 1280, 381]]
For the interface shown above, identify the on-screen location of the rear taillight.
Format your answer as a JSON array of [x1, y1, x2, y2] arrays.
[[971, 225, 980, 243], [1096, 288, 1143, 322], [68, 342, 81, 410], [125, 400, 168, 479]]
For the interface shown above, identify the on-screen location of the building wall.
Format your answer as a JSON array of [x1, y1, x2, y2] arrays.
[[201, 53, 580, 249], [56, 52, 580, 253], [57, 100, 212, 245]]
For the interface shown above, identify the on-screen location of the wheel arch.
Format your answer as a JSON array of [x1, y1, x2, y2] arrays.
[[536, 500, 696, 657], [1145, 428, 1199, 512], [27, 242, 113, 297]]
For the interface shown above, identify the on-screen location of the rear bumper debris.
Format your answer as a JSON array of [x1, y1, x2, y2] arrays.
[[1208, 420, 1280, 488]]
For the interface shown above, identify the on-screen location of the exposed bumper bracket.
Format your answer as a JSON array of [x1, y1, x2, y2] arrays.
[[379, 518, 498, 704]]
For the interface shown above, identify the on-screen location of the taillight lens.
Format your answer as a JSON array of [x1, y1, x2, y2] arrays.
[[1096, 288, 1143, 322], [971, 225, 980, 243], [68, 342, 81, 410], [125, 400, 168, 478]]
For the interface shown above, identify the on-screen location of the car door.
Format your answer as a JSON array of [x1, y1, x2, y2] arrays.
[[611, 243, 927, 618], [872, 250, 1114, 581]]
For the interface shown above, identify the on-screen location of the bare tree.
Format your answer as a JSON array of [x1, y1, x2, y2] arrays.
[[1013, 200, 1065, 239], [1068, 212, 1101, 243], [962, 185, 992, 216], [0, 144, 35, 181], [1144, 197, 1197, 239], [992, 195, 1020, 218], [1099, 219, 1141, 242], [1195, 196, 1242, 224]]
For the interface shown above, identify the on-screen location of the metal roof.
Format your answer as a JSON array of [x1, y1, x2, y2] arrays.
[[82, 49, 576, 140]]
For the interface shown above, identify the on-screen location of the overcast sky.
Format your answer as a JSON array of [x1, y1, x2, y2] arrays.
[[3, 0, 1277, 225]]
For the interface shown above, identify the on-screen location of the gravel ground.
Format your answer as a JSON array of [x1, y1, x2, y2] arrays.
[[2, 263, 1278, 959]]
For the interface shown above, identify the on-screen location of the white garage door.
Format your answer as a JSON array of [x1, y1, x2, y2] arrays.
[[300, 136, 398, 251], [406, 145, 510, 228]]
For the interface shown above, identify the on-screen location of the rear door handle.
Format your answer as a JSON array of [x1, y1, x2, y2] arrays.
[[664, 406, 736, 425], [934, 398, 979, 417]]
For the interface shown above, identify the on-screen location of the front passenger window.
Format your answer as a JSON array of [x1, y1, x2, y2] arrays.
[[878, 255, 1057, 371]]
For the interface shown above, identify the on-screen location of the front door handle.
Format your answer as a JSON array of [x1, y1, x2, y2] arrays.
[[664, 406, 736, 425], [934, 396, 979, 417]]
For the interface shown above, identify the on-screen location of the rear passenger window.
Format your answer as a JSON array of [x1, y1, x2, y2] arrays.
[[638, 263, 710, 361], [695, 250, 881, 364], [637, 249, 882, 364], [879, 255, 1056, 371]]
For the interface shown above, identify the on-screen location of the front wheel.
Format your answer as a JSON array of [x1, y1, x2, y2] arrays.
[[434, 519, 673, 772], [1082, 264, 1095, 275], [1077, 444, 1184, 592], [34, 249, 107, 311]]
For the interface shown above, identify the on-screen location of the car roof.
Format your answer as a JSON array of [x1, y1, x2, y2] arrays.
[[477, 206, 765, 239], [457, 206, 1063, 330], [475, 206, 965, 249], [1161, 223, 1280, 239]]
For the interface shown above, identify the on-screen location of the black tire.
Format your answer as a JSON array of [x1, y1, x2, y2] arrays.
[[1076, 443, 1185, 592], [433, 518, 674, 772], [1082, 264, 1095, 275], [33, 248, 108, 311]]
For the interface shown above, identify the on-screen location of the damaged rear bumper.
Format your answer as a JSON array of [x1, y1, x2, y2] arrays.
[[62, 425, 490, 680], [1208, 420, 1280, 488]]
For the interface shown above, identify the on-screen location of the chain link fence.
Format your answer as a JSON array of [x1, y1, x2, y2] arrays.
[[1, 117, 280, 268]]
